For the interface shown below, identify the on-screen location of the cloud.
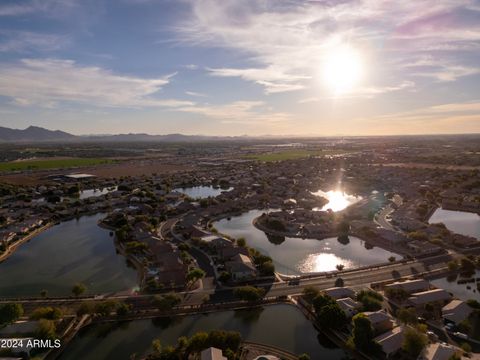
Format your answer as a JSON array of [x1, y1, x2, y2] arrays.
[[185, 90, 207, 97], [0, 58, 194, 108], [174, 0, 480, 94], [0, 0, 80, 17], [177, 100, 292, 124], [0, 31, 70, 53]]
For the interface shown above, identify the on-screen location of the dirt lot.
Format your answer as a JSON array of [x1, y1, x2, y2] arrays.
[[0, 159, 192, 185]]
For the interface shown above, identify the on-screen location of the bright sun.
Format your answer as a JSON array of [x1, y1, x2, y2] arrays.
[[323, 45, 363, 95]]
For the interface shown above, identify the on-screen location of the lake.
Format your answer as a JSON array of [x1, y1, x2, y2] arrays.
[[214, 210, 400, 275], [429, 208, 480, 239], [174, 186, 233, 199], [0, 213, 138, 298], [59, 304, 346, 360]]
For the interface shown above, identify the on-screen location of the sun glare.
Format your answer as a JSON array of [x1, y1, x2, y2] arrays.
[[323, 45, 363, 95]]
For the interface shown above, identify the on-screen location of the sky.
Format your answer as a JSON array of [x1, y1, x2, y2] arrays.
[[0, 0, 479, 136]]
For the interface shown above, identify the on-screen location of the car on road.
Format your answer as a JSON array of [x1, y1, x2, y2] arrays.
[[453, 332, 468, 340]]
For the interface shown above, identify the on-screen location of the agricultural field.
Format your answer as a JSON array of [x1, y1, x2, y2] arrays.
[[246, 149, 350, 162], [0, 158, 114, 172]]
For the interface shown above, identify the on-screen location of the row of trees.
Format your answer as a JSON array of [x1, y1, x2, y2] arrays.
[[148, 330, 242, 360]]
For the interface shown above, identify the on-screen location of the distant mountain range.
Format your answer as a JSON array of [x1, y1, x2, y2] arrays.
[[0, 126, 76, 142], [0, 126, 248, 142]]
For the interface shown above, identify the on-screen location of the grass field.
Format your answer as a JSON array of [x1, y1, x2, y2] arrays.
[[246, 149, 350, 162], [0, 158, 114, 172]]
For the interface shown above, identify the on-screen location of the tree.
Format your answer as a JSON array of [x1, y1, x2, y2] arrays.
[[313, 294, 336, 313], [72, 282, 86, 297], [219, 272, 232, 283], [302, 286, 319, 304], [259, 261, 275, 276], [0, 303, 24, 326], [30, 306, 63, 320], [35, 319, 56, 340], [153, 293, 182, 311], [402, 327, 428, 358], [94, 300, 118, 316], [77, 302, 95, 316], [317, 303, 347, 330], [357, 290, 383, 311], [298, 354, 310, 360], [335, 278, 344, 287], [351, 314, 377, 353], [236, 238, 246, 247], [336, 264, 345, 271], [186, 268, 205, 285], [448, 260, 459, 271], [388, 256, 396, 262], [234, 286, 265, 302], [117, 302, 132, 316], [385, 288, 409, 302], [461, 342, 472, 353], [40, 289, 48, 298], [396, 307, 417, 325]]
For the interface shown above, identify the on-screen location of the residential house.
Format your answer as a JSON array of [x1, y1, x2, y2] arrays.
[[384, 279, 430, 294], [201, 347, 227, 360], [323, 287, 355, 300], [408, 289, 452, 308], [442, 300, 472, 325], [336, 298, 361, 318], [364, 311, 395, 334], [374, 326, 405, 358], [419, 343, 462, 360], [225, 253, 257, 281]]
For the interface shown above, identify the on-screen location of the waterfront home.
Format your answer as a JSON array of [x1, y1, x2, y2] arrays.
[[336, 297, 361, 318], [408, 289, 452, 308], [201, 347, 227, 360], [225, 253, 257, 281], [384, 279, 430, 294], [419, 343, 462, 360], [0, 230, 16, 245], [364, 311, 395, 334], [374, 326, 404, 358], [323, 287, 355, 300], [442, 300, 472, 325], [201, 235, 232, 250], [219, 245, 250, 261]]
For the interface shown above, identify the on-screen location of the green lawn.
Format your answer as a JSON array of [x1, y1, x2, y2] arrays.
[[0, 158, 114, 172], [246, 149, 349, 162]]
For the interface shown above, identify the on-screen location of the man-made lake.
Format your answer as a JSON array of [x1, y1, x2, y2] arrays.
[[174, 186, 233, 199], [0, 213, 138, 298], [431, 270, 480, 301], [214, 210, 399, 275], [59, 304, 346, 360], [312, 190, 362, 212], [429, 208, 480, 239]]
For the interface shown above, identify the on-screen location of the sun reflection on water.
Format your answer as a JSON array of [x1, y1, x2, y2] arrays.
[[312, 190, 362, 212], [298, 253, 354, 273]]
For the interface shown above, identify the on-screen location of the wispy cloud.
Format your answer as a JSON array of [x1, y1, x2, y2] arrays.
[[185, 90, 207, 97], [174, 0, 480, 94], [0, 58, 193, 108], [177, 100, 292, 124], [0, 31, 70, 53]]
